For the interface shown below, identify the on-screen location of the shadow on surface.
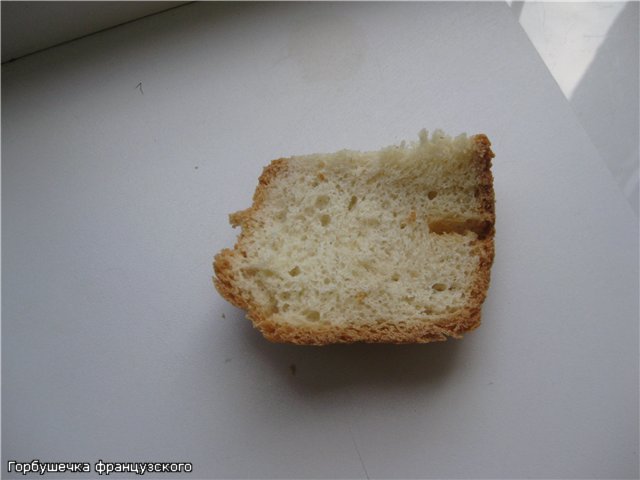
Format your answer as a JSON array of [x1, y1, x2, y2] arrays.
[[569, 2, 639, 215], [225, 307, 463, 395], [1, 2, 261, 83]]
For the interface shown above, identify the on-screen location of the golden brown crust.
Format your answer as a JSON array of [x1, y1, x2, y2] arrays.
[[213, 135, 495, 345], [213, 159, 290, 311]]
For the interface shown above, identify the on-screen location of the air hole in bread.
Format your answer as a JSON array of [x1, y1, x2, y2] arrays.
[[289, 266, 301, 277], [429, 219, 492, 239], [315, 195, 330, 209], [402, 295, 415, 304], [348, 196, 358, 211], [304, 310, 320, 322], [428, 191, 438, 200], [432, 283, 447, 291], [366, 172, 384, 184], [358, 260, 374, 273], [320, 214, 331, 226], [241, 267, 257, 278]]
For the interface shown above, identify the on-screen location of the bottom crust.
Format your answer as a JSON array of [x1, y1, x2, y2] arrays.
[[252, 310, 482, 345]]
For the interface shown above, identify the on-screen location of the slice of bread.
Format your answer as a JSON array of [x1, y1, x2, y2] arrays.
[[214, 130, 495, 345]]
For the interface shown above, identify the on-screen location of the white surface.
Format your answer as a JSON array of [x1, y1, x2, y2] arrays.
[[1, 2, 188, 62], [511, 1, 639, 216], [515, 2, 627, 99], [4, 1, 637, 216], [2, 2, 638, 478]]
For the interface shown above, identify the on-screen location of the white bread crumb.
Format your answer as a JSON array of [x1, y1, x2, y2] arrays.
[[214, 130, 495, 344]]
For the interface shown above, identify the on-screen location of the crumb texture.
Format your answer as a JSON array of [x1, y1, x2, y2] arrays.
[[214, 130, 495, 344]]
